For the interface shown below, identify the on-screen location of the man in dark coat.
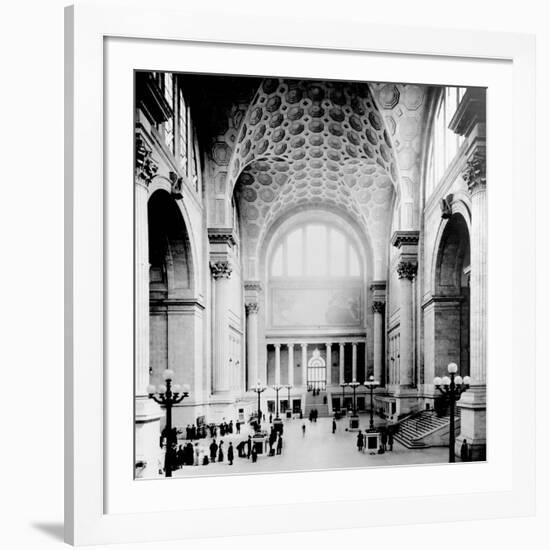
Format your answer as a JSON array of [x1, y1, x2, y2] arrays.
[[228, 442, 234, 465], [357, 430, 364, 452], [332, 419, 337, 433], [388, 430, 394, 451], [276, 435, 283, 455], [209, 439, 218, 462], [246, 435, 252, 459], [251, 445, 258, 463], [460, 439, 470, 462], [236, 420, 241, 434]]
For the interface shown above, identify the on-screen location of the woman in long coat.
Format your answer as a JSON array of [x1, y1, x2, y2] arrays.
[[356, 430, 364, 452], [218, 440, 224, 463]]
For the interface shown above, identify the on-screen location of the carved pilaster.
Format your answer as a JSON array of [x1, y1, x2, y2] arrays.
[[135, 134, 158, 186], [397, 261, 418, 280], [210, 261, 232, 279]]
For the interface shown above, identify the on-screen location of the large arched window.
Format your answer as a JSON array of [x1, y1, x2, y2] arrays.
[[426, 87, 466, 198], [270, 223, 361, 278]]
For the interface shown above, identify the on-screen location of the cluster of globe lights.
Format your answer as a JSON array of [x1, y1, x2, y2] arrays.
[[433, 362, 471, 387], [146, 368, 190, 397]]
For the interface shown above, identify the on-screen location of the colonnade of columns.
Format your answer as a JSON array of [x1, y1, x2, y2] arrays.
[[262, 341, 369, 387]]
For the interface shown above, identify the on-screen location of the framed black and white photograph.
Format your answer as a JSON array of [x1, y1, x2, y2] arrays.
[[134, 71, 487, 480], [64, 0, 536, 545]]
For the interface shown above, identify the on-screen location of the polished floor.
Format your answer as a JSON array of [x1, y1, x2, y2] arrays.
[[171, 414, 450, 478]]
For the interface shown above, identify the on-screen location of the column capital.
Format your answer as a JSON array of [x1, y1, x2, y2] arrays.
[[135, 134, 158, 187], [462, 148, 486, 194], [397, 261, 418, 280], [372, 301, 385, 314], [325, 342, 332, 349], [351, 341, 358, 348], [274, 343, 281, 350], [300, 342, 308, 349], [210, 260, 232, 279], [245, 302, 259, 315]]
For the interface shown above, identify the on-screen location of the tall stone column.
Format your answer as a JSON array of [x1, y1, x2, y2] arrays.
[[392, 231, 419, 392], [210, 260, 232, 393], [396, 262, 416, 386], [245, 302, 259, 388], [288, 344, 294, 387], [351, 342, 358, 381], [458, 146, 487, 460], [134, 134, 161, 478], [370, 281, 386, 385], [326, 343, 332, 386], [339, 343, 345, 384], [372, 301, 385, 383], [274, 343, 281, 385], [301, 343, 308, 387]]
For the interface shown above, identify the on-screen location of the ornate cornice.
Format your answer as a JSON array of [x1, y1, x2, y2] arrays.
[[370, 280, 387, 293], [135, 134, 158, 186], [244, 281, 262, 292], [448, 88, 486, 137], [391, 230, 420, 249], [462, 149, 486, 194], [245, 302, 259, 315], [397, 261, 418, 281], [210, 261, 232, 279], [207, 228, 236, 247], [372, 301, 385, 314]]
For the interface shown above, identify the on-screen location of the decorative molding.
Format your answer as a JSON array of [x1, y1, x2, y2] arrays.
[[135, 72, 173, 126], [372, 301, 385, 314], [440, 193, 453, 219], [391, 230, 420, 249], [370, 280, 387, 293], [207, 228, 236, 247], [245, 302, 259, 315], [448, 88, 486, 137], [135, 134, 158, 186], [396, 261, 418, 280], [169, 171, 183, 200], [210, 261, 232, 279], [244, 281, 262, 292], [462, 149, 486, 193]]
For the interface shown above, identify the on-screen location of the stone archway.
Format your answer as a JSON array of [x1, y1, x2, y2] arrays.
[[148, 190, 202, 425], [424, 213, 470, 400]]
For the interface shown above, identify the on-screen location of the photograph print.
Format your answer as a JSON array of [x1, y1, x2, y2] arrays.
[[134, 71, 487, 479]]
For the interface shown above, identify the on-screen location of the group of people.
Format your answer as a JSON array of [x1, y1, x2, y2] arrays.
[[184, 419, 241, 441], [308, 409, 319, 422], [355, 427, 394, 453]]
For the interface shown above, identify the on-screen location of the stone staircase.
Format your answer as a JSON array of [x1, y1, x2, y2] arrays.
[[393, 410, 460, 449], [304, 390, 330, 418]]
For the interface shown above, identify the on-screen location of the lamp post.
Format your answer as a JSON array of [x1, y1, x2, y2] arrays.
[[272, 384, 283, 419], [147, 369, 189, 478], [251, 380, 266, 429], [284, 384, 292, 417], [434, 362, 471, 463], [348, 379, 360, 414], [340, 382, 347, 413], [363, 374, 379, 432]]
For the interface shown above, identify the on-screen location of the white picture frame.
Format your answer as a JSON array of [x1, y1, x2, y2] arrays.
[[65, 0, 536, 545]]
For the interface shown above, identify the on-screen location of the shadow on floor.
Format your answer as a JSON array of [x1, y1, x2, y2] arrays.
[[31, 522, 64, 542]]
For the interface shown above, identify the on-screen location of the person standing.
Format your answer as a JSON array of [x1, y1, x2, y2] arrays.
[[251, 445, 258, 463], [381, 429, 388, 451], [357, 430, 364, 452], [388, 430, 394, 452], [236, 420, 241, 434], [228, 442, 234, 465], [218, 440, 224, 463], [194, 443, 200, 466], [302, 423, 306, 436], [246, 435, 252, 459], [460, 439, 469, 462], [276, 435, 283, 455], [332, 418, 337, 434], [209, 439, 218, 463]]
